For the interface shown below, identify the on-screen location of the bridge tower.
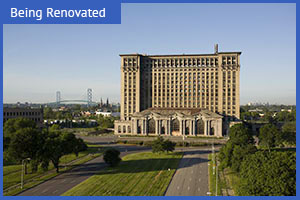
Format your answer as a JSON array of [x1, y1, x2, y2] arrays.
[[87, 88, 92, 106], [56, 91, 61, 105]]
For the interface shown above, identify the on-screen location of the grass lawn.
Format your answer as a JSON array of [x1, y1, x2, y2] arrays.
[[224, 169, 240, 195], [3, 144, 104, 195], [63, 151, 183, 196]]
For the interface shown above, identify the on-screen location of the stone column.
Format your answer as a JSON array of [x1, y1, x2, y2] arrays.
[[141, 119, 144, 135], [204, 119, 207, 136], [155, 119, 159, 135], [179, 119, 182, 135], [192, 120, 196, 136], [164, 120, 168, 135], [168, 120, 171, 135], [159, 120, 162, 135], [216, 119, 222, 137], [207, 120, 211, 136], [182, 120, 186, 135], [189, 120, 192, 136], [133, 119, 137, 134], [145, 119, 148, 135]]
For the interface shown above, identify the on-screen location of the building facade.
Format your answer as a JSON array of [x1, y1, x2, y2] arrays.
[[115, 45, 241, 137], [3, 107, 44, 127]]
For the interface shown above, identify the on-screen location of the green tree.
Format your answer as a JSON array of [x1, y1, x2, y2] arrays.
[[151, 136, 165, 153], [49, 124, 60, 132], [151, 136, 176, 153], [228, 123, 254, 146], [103, 148, 121, 167], [163, 139, 176, 152], [281, 121, 296, 146], [41, 131, 65, 173], [275, 111, 295, 122], [282, 121, 296, 133], [40, 130, 86, 173], [258, 124, 281, 150], [73, 138, 88, 157], [231, 144, 257, 172], [8, 127, 43, 173], [4, 118, 37, 150], [219, 123, 255, 169], [43, 107, 55, 119], [218, 141, 234, 169], [238, 151, 296, 196], [264, 111, 276, 124]]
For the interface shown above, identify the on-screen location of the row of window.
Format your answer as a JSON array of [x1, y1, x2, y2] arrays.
[[4, 112, 41, 117], [123, 56, 238, 67], [3, 118, 41, 122]]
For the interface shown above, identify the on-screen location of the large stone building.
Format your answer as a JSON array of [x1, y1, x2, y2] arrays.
[[114, 45, 241, 137]]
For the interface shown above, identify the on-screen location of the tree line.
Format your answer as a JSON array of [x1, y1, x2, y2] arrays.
[[218, 123, 295, 196], [4, 118, 87, 173]]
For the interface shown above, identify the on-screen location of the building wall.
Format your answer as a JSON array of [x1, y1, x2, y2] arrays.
[[3, 107, 44, 126], [120, 50, 241, 121], [120, 55, 141, 120]]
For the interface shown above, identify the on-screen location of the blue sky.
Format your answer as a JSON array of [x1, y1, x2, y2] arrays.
[[3, 3, 296, 105]]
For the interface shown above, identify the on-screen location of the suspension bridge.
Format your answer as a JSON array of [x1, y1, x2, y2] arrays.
[[47, 88, 98, 106]]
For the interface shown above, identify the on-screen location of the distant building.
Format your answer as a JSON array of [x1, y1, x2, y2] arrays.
[[81, 111, 94, 117], [281, 108, 293, 113], [3, 107, 43, 126], [114, 45, 241, 137], [96, 111, 112, 117], [95, 110, 120, 117]]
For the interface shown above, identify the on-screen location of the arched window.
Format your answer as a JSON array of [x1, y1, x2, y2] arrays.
[[148, 118, 155, 133], [128, 126, 131, 133], [196, 119, 204, 135], [171, 119, 180, 136]]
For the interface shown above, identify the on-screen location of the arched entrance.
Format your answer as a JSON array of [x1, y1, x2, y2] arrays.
[[210, 127, 215, 136], [148, 118, 155, 134], [137, 120, 141, 134], [185, 120, 189, 135], [161, 126, 165, 135], [196, 119, 204, 135], [171, 119, 180, 136]]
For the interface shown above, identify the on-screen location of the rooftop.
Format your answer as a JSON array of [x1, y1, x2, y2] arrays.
[[119, 52, 241, 57]]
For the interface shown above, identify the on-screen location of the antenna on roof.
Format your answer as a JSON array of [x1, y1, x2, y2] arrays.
[[214, 44, 218, 54]]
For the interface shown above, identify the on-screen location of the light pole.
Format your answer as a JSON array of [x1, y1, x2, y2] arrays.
[[212, 143, 215, 175], [216, 157, 218, 196], [212, 142, 218, 196], [21, 158, 31, 189]]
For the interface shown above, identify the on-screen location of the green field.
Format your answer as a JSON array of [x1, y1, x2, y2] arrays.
[[3, 144, 104, 195], [63, 152, 183, 196]]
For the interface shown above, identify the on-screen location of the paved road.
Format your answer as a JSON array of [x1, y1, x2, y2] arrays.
[[77, 134, 227, 145], [165, 148, 210, 196], [18, 144, 150, 196]]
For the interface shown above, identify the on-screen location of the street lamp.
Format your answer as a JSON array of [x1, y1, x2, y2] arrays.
[[216, 157, 218, 196], [211, 142, 218, 196], [21, 158, 31, 189]]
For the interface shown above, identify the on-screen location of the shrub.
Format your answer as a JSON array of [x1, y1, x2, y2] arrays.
[[103, 148, 121, 167], [152, 136, 176, 153]]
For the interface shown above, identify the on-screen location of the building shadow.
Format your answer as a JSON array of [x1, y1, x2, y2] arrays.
[[59, 150, 210, 179]]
